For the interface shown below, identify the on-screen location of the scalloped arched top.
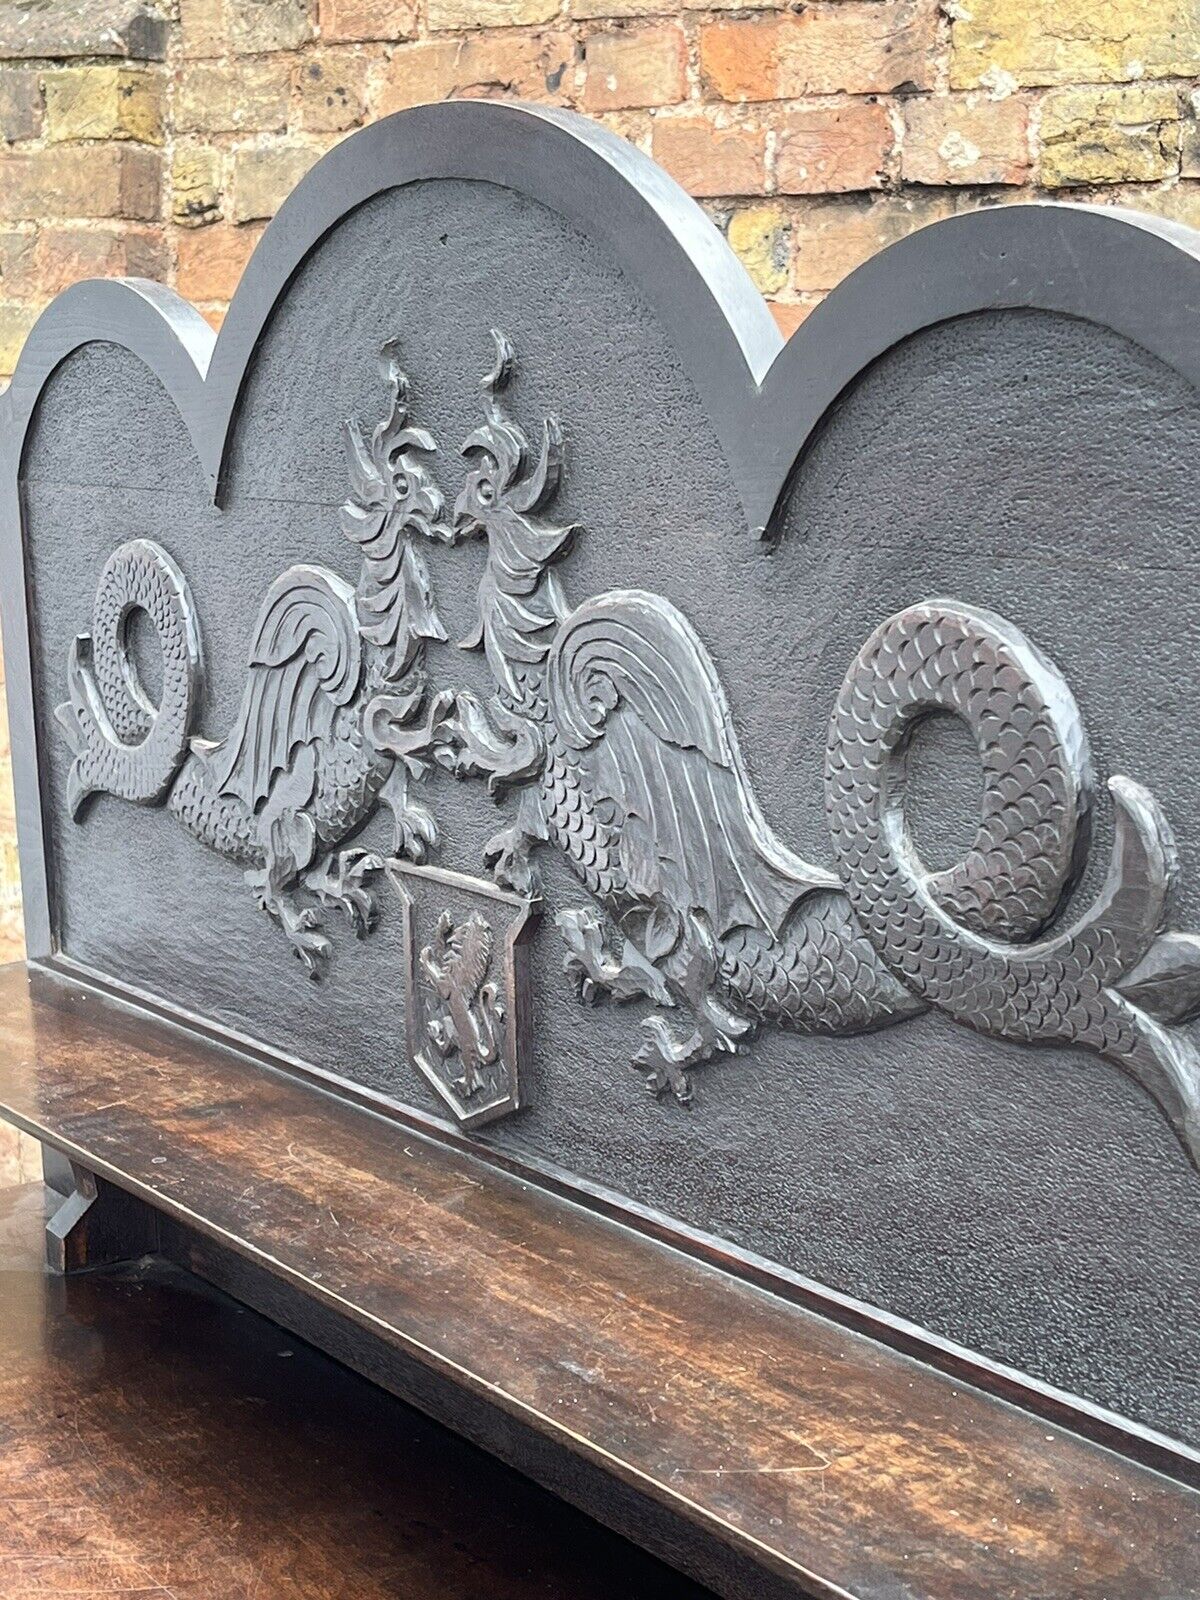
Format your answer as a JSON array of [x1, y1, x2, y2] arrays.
[[4, 103, 1200, 537]]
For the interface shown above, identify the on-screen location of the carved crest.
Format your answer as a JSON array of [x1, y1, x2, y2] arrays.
[[390, 862, 537, 1128]]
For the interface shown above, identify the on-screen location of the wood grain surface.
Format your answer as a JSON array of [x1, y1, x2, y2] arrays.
[[0, 1180, 711, 1600], [0, 960, 1196, 1600]]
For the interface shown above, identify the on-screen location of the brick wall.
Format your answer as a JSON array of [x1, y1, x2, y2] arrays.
[[5, 0, 1200, 361], [1, 0, 1199, 1171]]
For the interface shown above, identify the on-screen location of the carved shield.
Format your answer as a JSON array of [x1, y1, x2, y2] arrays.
[[388, 862, 538, 1128]]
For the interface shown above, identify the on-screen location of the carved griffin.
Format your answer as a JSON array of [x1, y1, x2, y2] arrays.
[[438, 331, 1200, 1170], [419, 909, 506, 1099], [57, 343, 451, 973]]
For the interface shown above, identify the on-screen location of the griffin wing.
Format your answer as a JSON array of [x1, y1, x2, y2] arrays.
[[208, 565, 362, 812], [546, 590, 837, 941]]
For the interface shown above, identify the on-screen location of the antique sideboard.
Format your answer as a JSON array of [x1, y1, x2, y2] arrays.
[[0, 101, 1197, 1598]]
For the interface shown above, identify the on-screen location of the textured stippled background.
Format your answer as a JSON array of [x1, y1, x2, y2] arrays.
[[21, 178, 1200, 1445]]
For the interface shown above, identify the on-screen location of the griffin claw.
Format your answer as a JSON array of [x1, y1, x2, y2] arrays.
[[566, 956, 601, 1006], [483, 825, 538, 897], [306, 847, 385, 938], [556, 906, 675, 1008], [393, 803, 437, 864], [633, 1029, 695, 1106], [269, 902, 331, 978], [291, 927, 333, 978]]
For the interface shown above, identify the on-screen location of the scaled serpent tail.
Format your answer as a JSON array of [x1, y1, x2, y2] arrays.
[[825, 600, 1200, 1163], [56, 539, 201, 818]]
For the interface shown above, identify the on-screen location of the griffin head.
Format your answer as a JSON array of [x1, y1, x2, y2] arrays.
[[452, 332, 576, 701], [340, 339, 450, 680], [452, 329, 573, 555]]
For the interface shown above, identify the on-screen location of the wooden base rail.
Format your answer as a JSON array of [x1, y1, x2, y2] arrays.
[[0, 961, 1197, 1600]]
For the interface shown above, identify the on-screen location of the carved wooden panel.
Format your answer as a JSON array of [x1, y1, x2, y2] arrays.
[[2, 103, 1198, 1456]]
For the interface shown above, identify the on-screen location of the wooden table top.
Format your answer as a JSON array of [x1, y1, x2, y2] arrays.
[[0, 959, 1197, 1600], [0, 1179, 714, 1600]]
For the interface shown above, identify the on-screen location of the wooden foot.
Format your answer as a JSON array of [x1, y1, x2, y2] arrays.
[[45, 1159, 159, 1275]]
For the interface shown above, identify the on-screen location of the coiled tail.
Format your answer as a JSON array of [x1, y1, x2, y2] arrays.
[[826, 600, 1200, 1169], [56, 538, 201, 818]]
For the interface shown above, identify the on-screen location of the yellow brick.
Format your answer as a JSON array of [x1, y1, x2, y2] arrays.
[[1183, 91, 1200, 177], [43, 66, 163, 145], [232, 140, 321, 222], [232, 0, 314, 54], [952, 0, 1200, 89], [172, 145, 224, 226], [1040, 85, 1181, 187], [177, 60, 290, 133], [1104, 181, 1200, 227], [728, 201, 789, 295], [572, 0, 676, 13], [573, 0, 786, 8], [295, 49, 368, 132]]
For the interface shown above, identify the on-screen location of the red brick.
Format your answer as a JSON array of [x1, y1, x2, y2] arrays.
[[180, 0, 226, 59], [32, 224, 165, 294], [373, 32, 574, 113], [901, 95, 1030, 185], [768, 299, 814, 338], [318, 0, 417, 40], [0, 69, 42, 142], [651, 115, 766, 196], [0, 145, 160, 222], [583, 24, 688, 112], [177, 220, 264, 300], [700, 6, 935, 102], [775, 101, 893, 194]]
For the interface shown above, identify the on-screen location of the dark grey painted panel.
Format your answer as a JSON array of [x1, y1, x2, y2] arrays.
[[15, 177, 1200, 1446]]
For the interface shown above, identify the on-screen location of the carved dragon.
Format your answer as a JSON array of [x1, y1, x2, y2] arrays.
[[57, 342, 451, 973], [438, 330, 1200, 1170]]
